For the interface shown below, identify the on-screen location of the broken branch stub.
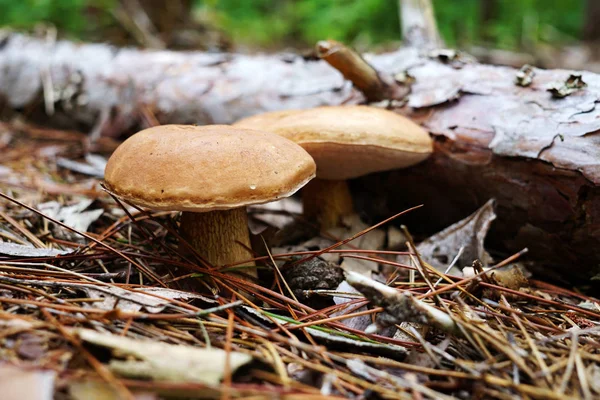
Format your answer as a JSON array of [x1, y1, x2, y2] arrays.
[[316, 40, 409, 102], [345, 271, 460, 336]]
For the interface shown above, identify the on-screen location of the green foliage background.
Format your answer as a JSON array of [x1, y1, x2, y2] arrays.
[[0, 0, 585, 50], [0, 0, 113, 34]]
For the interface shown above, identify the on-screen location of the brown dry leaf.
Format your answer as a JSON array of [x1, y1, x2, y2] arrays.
[[56, 154, 107, 179], [578, 301, 600, 312], [249, 197, 302, 230], [328, 214, 387, 251], [427, 49, 477, 68], [272, 213, 386, 269], [79, 286, 216, 313], [272, 238, 339, 264], [327, 214, 386, 276], [589, 364, 600, 394], [404, 337, 450, 369], [490, 266, 529, 291], [393, 322, 426, 347], [75, 329, 252, 384], [515, 64, 535, 87], [463, 263, 530, 300], [548, 74, 587, 98], [332, 281, 371, 331], [387, 225, 406, 250], [0, 363, 55, 400], [37, 199, 103, 233], [406, 199, 496, 275]]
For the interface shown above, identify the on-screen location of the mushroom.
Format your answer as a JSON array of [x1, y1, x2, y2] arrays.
[[104, 125, 316, 274], [235, 106, 433, 229]]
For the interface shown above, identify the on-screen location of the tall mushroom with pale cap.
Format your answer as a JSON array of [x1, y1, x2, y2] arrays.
[[104, 125, 316, 275], [235, 106, 433, 229]]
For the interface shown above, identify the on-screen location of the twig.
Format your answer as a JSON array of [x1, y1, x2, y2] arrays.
[[430, 246, 464, 291], [558, 330, 578, 394], [345, 271, 460, 335], [316, 39, 409, 101]]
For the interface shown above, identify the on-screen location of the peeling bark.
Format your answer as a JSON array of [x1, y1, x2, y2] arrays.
[[353, 143, 600, 281], [2, 32, 600, 279]]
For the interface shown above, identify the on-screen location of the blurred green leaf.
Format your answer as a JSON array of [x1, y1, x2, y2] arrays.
[[0, 0, 116, 36], [0, 0, 586, 50]]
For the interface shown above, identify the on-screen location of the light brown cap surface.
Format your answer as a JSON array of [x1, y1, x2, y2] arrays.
[[104, 125, 316, 211], [235, 106, 433, 180], [233, 110, 299, 131]]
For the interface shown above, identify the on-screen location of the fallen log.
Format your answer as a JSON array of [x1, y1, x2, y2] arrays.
[[1, 31, 600, 281]]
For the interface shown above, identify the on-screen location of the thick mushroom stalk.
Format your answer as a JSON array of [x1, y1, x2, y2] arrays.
[[180, 208, 255, 272], [302, 178, 354, 230], [104, 124, 316, 281]]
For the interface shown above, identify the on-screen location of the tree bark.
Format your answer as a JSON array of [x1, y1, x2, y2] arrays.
[[2, 32, 600, 280]]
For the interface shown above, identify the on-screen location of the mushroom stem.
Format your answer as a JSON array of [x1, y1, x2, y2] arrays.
[[180, 208, 256, 277], [302, 178, 354, 230]]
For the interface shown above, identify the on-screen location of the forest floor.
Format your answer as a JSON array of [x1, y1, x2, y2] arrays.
[[1, 120, 600, 399]]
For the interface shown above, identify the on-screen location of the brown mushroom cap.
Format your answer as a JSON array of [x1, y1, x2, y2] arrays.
[[232, 110, 299, 131], [235, 106, 433, 180], [104, 125, 316, 211]]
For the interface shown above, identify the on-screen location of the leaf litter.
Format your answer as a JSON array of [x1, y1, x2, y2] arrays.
[[0, 122, 599, 399], [75, 328, 252, 385]]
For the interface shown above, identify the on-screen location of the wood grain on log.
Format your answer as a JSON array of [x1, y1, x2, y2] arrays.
[[1, 32, 600, 280]]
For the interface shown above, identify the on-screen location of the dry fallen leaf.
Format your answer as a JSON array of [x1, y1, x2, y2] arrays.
[[272, 213, 386, 270], [407, 199, 496, 275], [332, 281, 371, 331], [578, 300, 600, 312], [515, 64, 535, 87], [75, 329, 252, 385], [78, 286, 216, 313], [37, 199, 103, 233], [0, 242, 71, 257], [327, 214, 386, 276], [548, 74, 587, 98], [490, 266, 529, 291], [249, 197, 302, 230], [56, 155, 106, 178]]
